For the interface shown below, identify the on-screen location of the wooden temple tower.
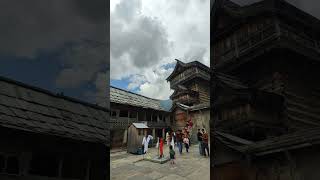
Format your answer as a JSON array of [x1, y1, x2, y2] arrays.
[[167, 60, 210, 133], [212, 0, 320, 140], [212, 0, 320, 179]]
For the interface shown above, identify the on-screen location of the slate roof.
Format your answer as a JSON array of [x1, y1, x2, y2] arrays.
[[215, 127, 320, 156], [110, 86, 169, 112], [0, 76, 108, 145], [166, 59, 210, 81]]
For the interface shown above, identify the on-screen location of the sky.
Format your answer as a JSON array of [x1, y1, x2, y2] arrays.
[[0, 0, 109, 107], [110, 0, 210, 100]]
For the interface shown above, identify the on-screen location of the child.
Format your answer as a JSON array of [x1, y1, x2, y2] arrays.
[[183, 135, 190, 153], [169, 145, 175, 165]]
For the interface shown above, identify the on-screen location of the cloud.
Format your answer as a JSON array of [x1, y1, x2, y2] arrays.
[[110, 0, 210, 99], [0, 0, 109, 104]]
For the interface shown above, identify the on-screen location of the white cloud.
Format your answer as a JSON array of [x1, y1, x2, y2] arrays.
[[110, 0, 210, 99]]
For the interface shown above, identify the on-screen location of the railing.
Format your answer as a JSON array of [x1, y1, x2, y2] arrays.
[[170, 68, 210, 88], [280, 22, 320, 52], [172, 95, 199, 105], [214, 23, 278, 66]]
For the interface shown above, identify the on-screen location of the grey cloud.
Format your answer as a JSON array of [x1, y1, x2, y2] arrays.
[[111, 0, 170, 72], [0, 0, 106, 58], [0, 0, 109, 104], [183, 45, 208, 63]]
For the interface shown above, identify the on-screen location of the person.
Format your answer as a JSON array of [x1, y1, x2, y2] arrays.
[[202, 129, 209, 157], [166, 131, 171, 146], [142, 134, 153, 155], [159, 137, 164, 158], [176, 130, 183, 154], [169, 145, 175, 166], [197, 129, 203, 155], [183, 135, 190, 153]]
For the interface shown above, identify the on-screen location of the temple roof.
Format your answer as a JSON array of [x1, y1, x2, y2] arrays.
[[214, 72, 248, 89], [216, 127, 320, 156], [0, 76, 108, 145], [166, 59, 210, 81], [110, 86, 170, 112]]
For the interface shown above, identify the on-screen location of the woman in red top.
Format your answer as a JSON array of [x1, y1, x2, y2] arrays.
[[159, 138, 164, 158]]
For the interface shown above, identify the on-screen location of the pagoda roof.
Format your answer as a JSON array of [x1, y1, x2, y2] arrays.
[[166, 59, 210, 81]]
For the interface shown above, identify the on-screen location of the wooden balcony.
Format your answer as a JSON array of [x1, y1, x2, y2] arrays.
[[170, 67, 210, 89], [213, 19, 320, 69], [213, 23, 278, 67], [172, 92, 199, 105], [214, 91, 285, 139]]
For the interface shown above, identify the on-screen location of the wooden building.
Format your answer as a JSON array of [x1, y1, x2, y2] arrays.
[[211, 0, 320, 179], [110, 86, 172, 149], [127, 123, 148, 154], [0, 76, 108, 180], [167, 60, 210, 142]]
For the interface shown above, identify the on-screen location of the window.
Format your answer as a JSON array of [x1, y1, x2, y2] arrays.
[[0, 154, 20, 175], [110, 110, 117, 118], [6, 156, 19, 174], [159, 114, 163, 121], [29, 153, 60, 177], [129, 111, 137, 118], [119, 110, 128, 117]]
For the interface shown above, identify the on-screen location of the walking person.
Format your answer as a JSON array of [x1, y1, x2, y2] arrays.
[[142, 134, 153, 159], [201, 129, 209, 157], [183, 135, 190, 153], [197, 129, 203, 155], [169, 145, 175, 166], [176, 130, 183, 154]]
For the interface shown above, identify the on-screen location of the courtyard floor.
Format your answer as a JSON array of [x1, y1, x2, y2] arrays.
[[110, 143, 210, 180]]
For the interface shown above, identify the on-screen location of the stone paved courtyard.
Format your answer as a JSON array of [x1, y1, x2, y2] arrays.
[[111, 144, 210, 180]]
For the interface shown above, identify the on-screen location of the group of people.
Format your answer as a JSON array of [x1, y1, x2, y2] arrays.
[[197, 128, 209, 157], [166, 128, 191, 154], [142, 127, 209, 166]]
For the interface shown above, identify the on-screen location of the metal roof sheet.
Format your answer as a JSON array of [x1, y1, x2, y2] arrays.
[[132, 123, 149, 129]]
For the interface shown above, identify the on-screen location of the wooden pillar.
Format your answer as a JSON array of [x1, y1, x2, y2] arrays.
[[58, 156, 64, 178], [152, 128, 156, 141], [85, 159, 91, 180]]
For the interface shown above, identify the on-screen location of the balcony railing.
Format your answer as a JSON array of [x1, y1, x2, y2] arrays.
[[280, 22, 320, 53], [170, 68, 210, 88], [213, 23, 278, 66]]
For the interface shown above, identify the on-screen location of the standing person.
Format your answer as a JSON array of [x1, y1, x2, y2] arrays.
[[159, 137, 164, 158], [202, 129, 209, 157], [169, 145, 175, 166], [183, 135, 190, 153], [166, 131, 170, 146], [176, 130, 183, 154], [197, 129, 203, 155], [170, 132, 175, 150], [142, 134, 153, 158]]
